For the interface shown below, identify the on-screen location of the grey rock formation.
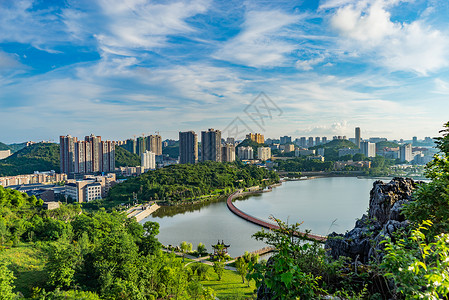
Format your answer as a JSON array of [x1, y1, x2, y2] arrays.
[[325, 177, 419, 264]]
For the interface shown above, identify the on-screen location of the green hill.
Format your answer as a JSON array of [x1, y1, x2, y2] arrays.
[[0, 143, 60, 176], [376, 141, 399, 149], [0, 142, 10, 151], [8, 142, 28, 153], [108, 161, 279, 203], [116, 146, 140, 167], [310, 139, 357, 150], [0, 143, 141, 176]]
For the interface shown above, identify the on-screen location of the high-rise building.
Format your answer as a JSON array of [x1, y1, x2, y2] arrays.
[[60, 135, 115, 176], [308, 137, 314, 148], [280, 136, 292, 144], [246, 133, 264, 144], [147, 135, 162, 155], [412, 136, 418, 145], [300, 137, 307, 147], [136, 136, 146, 156], [226, 137, 235, 145], [238, 146, 253, 160], [257, 147, 271, 161], [179, 131, 198, 164], [201, 129, 222, 162], [355, 127, 361, 148], [322, 137, 327, 144], [60, 135, 77, 174], [141, 150, 156, 170], [221, 144, 236, 162], [315, 137, 321, 146], [360, 141, 376, 157], [400, 144, 413, 162], [124, 139, 137, 154]]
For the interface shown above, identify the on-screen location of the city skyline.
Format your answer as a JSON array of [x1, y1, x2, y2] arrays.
[[1, 1, 449, 143]]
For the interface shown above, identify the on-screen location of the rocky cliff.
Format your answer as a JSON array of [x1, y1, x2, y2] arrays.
[[325, 177, 419, 264]]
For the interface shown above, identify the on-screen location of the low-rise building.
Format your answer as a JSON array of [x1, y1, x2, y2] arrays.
[[65, 173, 116, 202], [295, 149, 315, 157]]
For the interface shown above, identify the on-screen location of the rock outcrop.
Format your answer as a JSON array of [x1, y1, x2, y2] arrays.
[[325, 177, 419, 264]]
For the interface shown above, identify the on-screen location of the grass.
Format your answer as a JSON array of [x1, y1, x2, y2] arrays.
[[200, 266, 257, 300], [0, 243, 48, 298]]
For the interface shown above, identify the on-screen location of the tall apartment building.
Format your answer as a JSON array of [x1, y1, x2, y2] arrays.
[[221, 144, 236, 162], [400, 144, 413, 162], [322, 137, 327, 144], [300, 137, 307, 147], [238, 146, 254, 160], [141, 150, 156, 170], [355, 127, 361, 148], [257, 147, 271, 161], [360, 141, 376, 157], [315, 137, 321, 146], [60, 135, 115, 176], [201, 129, 221, 162], [124, 138, 137, 154], [147, 135, 162, 155], [246, 133, 265, 144], [280, 136, 292, 144], [179, 131, 198, 164], [308, 137, 314, 148], [136, 136, 146, 156]]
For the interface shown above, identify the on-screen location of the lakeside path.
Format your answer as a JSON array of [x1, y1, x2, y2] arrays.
[[226, 189, 327, 243]]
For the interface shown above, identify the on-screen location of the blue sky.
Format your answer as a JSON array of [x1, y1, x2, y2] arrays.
[[1, 0, 449, 143]]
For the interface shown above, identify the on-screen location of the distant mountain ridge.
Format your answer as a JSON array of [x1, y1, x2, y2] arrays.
[[0, 143, 139, 177]]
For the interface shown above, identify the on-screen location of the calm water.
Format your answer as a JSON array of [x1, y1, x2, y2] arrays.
[[141, 177, 377, 257]]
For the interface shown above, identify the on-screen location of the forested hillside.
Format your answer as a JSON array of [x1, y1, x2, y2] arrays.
[[0, 143, 60, 176], [115, 146, 140, 167], [108, 161, 279, 203]]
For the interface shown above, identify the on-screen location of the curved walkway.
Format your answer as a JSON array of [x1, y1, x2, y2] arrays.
[[226, 191, 327, 242]]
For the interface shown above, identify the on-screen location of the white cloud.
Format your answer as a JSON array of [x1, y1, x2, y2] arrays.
[[63, 0, 210, 56], [213, 10, 301, 67], [328, 0, 449, 75], [296, 56, 326, 71]]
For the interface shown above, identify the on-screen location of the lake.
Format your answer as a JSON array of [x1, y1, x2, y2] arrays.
[[141, 177, 378, 257]]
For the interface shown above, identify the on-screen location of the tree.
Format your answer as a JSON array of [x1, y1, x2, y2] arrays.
[[196, 242, 207, 257], [46, 239, 81, 288], [139, 221, 161, 256], [235, 257, 248, 284], [0, 262, 17, 300], [180, 241, 192, 262], [404, 121, 449, 236], [213, 261, 224, 281]]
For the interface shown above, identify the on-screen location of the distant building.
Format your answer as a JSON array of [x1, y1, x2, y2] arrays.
[[222, 144, 236, 162], [383, 147, 400, 159], [246, 133, 264, 144], [412, 136, 418, 145], [322, 137, 327, 144], [141, 150, 156, 170], [300, 137, 307, 147], [0, 171, 67, 187], [369, 137, 387, 143], [315, 137, 321, 146], [334, 160, 371, 170], [317, 148, 325, 156], [124, 139, 137, 154], [201, 129, 222, 162], [238, 146, 254, 160], [360, 141, 376, 158], [147, 135, 162, 155], [226, 137, 235, 145], [136, 136, 146, 156], [282, 144, 295, 153], [295, 149, 315, 157], [257, 147, 271, 161], [400, 144, 413, 162], [179, 131, 198, 164], [280, 136, 292, 144], [355, 127, 361, 148], [60, 135, 115, 176], [307, 137, 314, 148], [307, 155, 324, 162], [0, 150, 11, 160], [65, 173, 116, 203]]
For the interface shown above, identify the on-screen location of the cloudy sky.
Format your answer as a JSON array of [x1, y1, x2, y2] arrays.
[[1, 0, 449, 143]]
